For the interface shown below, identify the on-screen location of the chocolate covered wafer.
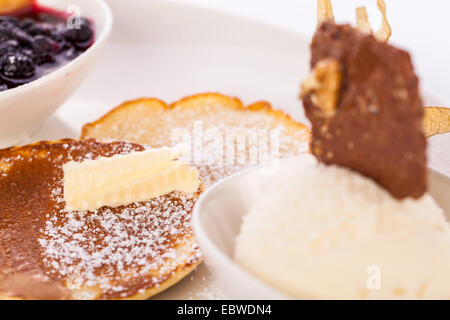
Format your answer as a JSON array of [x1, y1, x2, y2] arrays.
[[301, 22, 426, 199]]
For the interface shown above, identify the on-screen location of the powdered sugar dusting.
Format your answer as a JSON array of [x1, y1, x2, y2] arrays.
[[186, 124, 309, 187], [35, 129, 305, 298], [31, 141, 200, 299], [86, 103, 310, 188], [39, 191, 198, 296]]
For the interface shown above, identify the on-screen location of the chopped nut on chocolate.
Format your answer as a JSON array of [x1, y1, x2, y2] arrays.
[[302, 22, 427, 199], [301, 59, 341, 118]]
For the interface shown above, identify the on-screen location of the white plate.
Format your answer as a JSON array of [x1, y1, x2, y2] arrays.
[[24, 0, 450, 299]]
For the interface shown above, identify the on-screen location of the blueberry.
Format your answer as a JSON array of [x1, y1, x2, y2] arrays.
[[19, 47, 35, 60], [48, 31, 65, 53], [0, 16, 19, 27], [0, 39, 18, 56], [31, 35, 56, 64], [63, 18, 92, 43], [11, 28, 33, 47], [1, 53, 35, 78], [19, 18, 35, 30], [0, 13, 91, 83], [0, 24, 13, 41], [27, 22, 53, 36]]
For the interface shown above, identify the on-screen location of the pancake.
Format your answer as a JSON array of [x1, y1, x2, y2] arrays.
[[0, 139, 201, 300], [79, 93, 310, 298], [0, 93, 309, 300], [81, 93, 311, 187]]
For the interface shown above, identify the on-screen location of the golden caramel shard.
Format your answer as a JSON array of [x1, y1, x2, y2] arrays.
[[423, 107, 450, 138], [300, 59, 341, 118], [317, 0, 335, 27], [355, 0, 391, 42], [63, 145, 200, 211], [355, 6, 372, 34], [375, 0, 391, 42]]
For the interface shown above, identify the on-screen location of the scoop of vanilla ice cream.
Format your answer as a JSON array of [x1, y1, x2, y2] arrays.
[[234, 157, 450, 299]]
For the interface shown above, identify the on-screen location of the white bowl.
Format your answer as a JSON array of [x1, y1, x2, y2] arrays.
[[0, 0, 112, 147], [192, 156, 450, 299]]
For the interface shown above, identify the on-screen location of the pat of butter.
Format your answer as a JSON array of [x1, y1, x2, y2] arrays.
[[63, 145, 200, 211]]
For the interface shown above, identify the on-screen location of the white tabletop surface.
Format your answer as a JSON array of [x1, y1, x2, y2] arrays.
[[173, 0, 450, 106]]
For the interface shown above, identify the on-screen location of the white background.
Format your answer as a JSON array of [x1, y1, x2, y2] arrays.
[[172, 0, 450, 105]]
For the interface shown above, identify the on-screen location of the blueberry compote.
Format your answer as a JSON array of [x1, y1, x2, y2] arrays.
[[0, 6, 94, 91]]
